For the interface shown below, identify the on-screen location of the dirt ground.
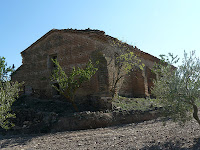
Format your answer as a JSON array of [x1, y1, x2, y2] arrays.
[[1, 118, 200, 150]]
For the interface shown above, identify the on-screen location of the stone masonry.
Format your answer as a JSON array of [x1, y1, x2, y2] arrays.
[[11, 29, 160, 99]]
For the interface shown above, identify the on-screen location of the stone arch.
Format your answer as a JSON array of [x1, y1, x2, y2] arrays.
[[146, 67, 156, 96], [91, 50, 109, 95], [119, 68, 148, 98]]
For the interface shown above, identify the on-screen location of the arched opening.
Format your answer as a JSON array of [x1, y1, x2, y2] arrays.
[[91, 50, 109, 95]]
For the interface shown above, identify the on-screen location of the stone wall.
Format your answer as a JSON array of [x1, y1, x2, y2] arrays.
[[12, 29, 159, 99], [12, 30, 110, 98], [119, 68, 148, 98]]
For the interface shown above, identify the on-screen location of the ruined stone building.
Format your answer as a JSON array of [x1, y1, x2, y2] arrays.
[[12, 29, 160, 99]]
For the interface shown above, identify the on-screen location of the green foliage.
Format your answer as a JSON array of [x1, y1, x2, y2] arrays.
[[0, 81, 21, 129], [112, 97, 160, 111], [0, 57, 14, 82], [116, 51, 145, 73], [51, 59, 98, 111], [110, 40, 145, 98], [0, 57, 22, 129], [151, 51, 200, 126]]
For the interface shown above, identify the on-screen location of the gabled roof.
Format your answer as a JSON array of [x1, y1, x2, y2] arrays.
[[21, 28, 105, 55], [21, 28, 160, 63]]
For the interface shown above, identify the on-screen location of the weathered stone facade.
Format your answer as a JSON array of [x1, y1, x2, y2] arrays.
[[12, 29, 160, 99]]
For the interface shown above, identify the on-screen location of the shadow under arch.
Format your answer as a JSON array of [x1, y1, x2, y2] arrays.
[[90, 50, 109, 96]]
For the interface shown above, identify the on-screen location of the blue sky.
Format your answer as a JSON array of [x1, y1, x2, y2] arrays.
[[1, 0, 200, 69]]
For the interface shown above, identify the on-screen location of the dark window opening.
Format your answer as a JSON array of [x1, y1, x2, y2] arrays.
[[52, 55, 57, 68], [48, 54, 57, 70]]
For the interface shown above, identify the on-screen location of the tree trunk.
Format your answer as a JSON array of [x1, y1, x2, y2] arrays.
[[111, 76, 123, 99], [192, 103, 200, 126], [72, 101, 79, 112], [70, 95, 79, 112], [63, 93, 79, 112]]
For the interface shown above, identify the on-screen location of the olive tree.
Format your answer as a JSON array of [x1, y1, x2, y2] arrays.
[[51, 59, 98, 111], [0, 57, 13, 82], [0, 57, 22, 129], [0, 81, 21, 129], [151, 51, 200, 126]]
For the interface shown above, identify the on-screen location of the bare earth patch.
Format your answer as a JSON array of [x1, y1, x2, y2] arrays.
[[1, 118, 200, 150]]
